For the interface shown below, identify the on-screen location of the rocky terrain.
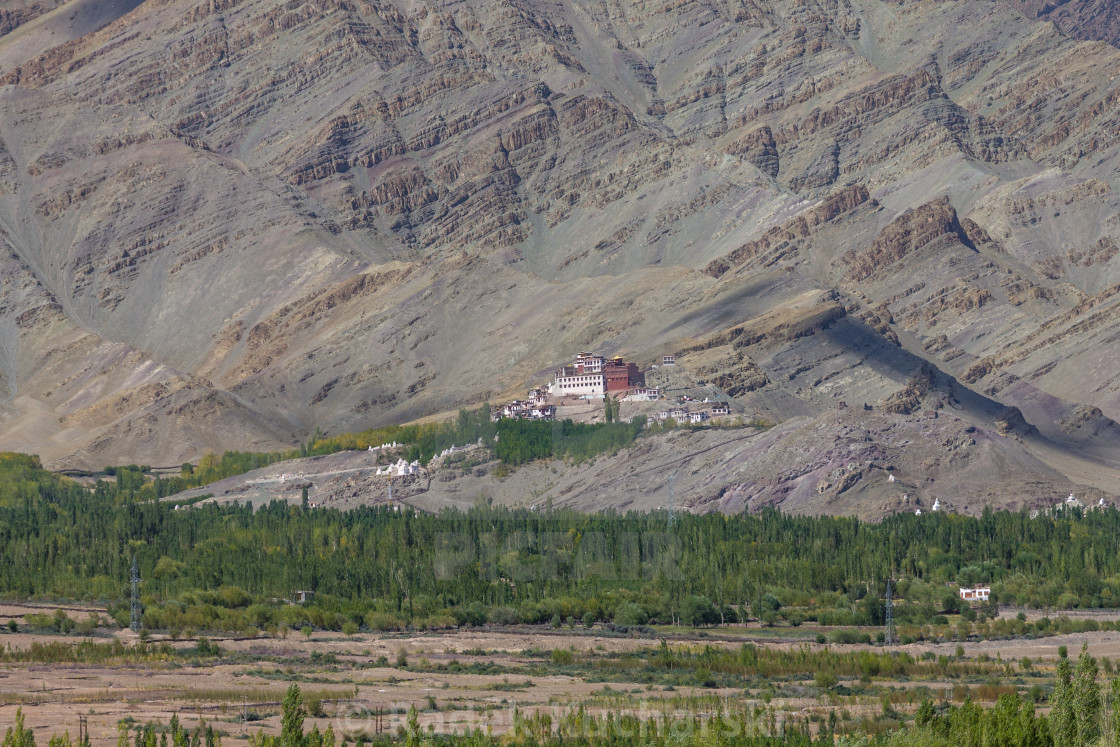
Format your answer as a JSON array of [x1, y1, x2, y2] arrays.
[[169, 408, 1109, 520], [1005, 0, 1120, 47], [2, 0, 1120, 516]]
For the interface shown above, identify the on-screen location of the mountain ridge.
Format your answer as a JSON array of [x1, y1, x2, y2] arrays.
[[1, 0, 1119, 516]]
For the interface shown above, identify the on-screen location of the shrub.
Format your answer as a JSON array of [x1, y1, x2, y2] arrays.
[[365, 612, 406, 631], [306, 695, 326, 718], [488, 606, 519, 626], [195, 637, 220, 657], [830, 629, 872, 645], [680, 595, 719, 627], [815, 671, 838, 689], [550, 648, 575, 666], [613, 603, 648, 626]]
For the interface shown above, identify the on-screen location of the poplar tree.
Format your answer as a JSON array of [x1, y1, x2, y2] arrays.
[[2, 709, 34, 747], [1052, 655, 1076, 747], [1075, 642, 1102, 745], [280, 684, 305, 747], [1107, 677, 1120, 747]]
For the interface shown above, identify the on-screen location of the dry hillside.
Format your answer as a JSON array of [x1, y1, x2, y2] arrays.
[[1, 0, 1120, 514]]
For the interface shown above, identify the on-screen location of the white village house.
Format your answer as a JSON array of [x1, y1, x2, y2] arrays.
[[959, 586, 991, 602]]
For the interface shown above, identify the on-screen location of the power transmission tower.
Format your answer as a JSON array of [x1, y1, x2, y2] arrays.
[[130, 555, 141, 633], [885, 579, 896, 646]]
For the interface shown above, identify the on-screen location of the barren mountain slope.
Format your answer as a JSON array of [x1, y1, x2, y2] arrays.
[[1, 0, 1120, 515], [1003, 0, 1120, 48]]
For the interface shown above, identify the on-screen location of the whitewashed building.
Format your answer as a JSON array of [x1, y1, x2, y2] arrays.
[[553, 370, 605, 397], [959, 586, 991, 602]]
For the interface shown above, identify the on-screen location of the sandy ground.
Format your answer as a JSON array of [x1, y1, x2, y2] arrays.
[[5, 612, 1120, 745]]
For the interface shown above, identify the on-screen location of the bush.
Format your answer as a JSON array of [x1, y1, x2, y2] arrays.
[[306, 695, 326, 718], [341, 621, 359, 636], [613, 603, 649, 627], [365, 612, 406, 631], [830, 629, 872, 645], [195, 637, 220, 657], [488, 606, 519, 626], [417, 613, 457, 631], [680, 595, 719, 627], [550, 648, 575, 666]]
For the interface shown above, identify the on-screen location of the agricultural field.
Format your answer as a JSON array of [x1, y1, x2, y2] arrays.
[[3, 605, 1120, 745]]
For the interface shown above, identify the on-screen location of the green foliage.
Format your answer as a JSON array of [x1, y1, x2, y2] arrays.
[[905, 693, 1050, 747], [1107, 677, 1120, 747], [551, 648, 575, 666], [1074, 642, 1102, 745], [1052, 655, 1075, 747], [680, 595, 720, 627], [11, 450, 1120, 641], [280, 684, 304, 747], [2, 709, 35, 747], [612, 602, 649, 626], [495, 418, 643, 466]]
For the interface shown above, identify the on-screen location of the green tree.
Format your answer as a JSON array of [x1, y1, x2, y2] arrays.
[[612, 602, 648, 626], [1075, 642, 1102, 745], [280, 684, 305, 747], [1106, 676, 1120, 747], [1053, 655, 1076, 747], [405, 706, 422, 747], [680, 595, 719, 627], [2, 709, 35, 747]]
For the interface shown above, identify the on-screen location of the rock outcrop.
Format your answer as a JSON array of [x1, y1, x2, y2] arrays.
[[0, 0, 1119, 515]]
